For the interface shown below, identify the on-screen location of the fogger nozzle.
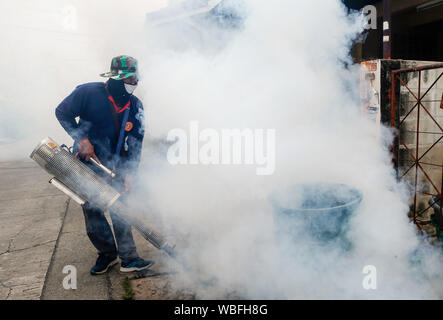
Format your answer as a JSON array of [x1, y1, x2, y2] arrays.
[[30, 137, 176, 257]]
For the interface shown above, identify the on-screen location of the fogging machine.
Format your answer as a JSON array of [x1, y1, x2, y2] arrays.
[[30, 137, 176, 258]]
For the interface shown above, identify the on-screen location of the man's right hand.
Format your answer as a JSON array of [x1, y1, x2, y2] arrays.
[[78, 138, 101, 164]]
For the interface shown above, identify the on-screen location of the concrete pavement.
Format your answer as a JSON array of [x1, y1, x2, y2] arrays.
[[41, 198, 129, 300], [0, 160, 66, 299], [0, 159, 171, 300], [0, 160, 139, 300]]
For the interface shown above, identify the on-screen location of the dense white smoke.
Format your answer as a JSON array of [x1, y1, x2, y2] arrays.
[[0, 0, 165, 159], [2, 0, 443, 299], [137, 0, 443, 299]]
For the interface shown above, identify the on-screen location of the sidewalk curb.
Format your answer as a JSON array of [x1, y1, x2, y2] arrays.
[[40, 198, 71, 299]]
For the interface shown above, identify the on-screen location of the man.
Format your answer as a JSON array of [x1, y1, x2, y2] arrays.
[[55, 55, 154, 275]]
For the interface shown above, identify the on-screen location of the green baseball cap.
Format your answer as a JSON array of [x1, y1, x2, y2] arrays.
[[100, 55, 139, 81]]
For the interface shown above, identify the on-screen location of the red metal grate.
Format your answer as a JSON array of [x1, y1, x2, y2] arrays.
[[390, 63, 443, 236]]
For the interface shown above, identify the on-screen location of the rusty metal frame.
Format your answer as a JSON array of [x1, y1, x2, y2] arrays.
[[390, 63, 443, 236]]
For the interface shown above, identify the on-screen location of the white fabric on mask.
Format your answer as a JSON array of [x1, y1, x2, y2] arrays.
[[124, 83, 137, 94]]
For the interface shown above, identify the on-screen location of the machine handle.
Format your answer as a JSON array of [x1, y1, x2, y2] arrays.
[[89, 158, 116, 178]]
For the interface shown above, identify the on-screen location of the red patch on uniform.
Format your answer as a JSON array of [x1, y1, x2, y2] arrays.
[[125, 122, 133, 131]]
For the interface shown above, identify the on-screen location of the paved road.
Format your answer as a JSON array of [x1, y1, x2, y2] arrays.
[[41, 197, 129, 300], [0, 160, 166, 300], [0, 160, 66, 299], [0, 160, 139, 299], [0, 160, 128, 299]]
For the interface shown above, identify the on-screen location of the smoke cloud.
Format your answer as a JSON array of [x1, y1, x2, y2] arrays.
[[3, 0, 443, 299], [0, 0, 165, 159], [137, 0, 443, 299]]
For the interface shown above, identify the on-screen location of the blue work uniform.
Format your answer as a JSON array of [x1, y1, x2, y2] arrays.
[[55, 81, 146, 263], [55, 81, 145, 178]]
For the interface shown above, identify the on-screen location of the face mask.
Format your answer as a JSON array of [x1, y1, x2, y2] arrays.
[[124, 83, 137, 95]]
